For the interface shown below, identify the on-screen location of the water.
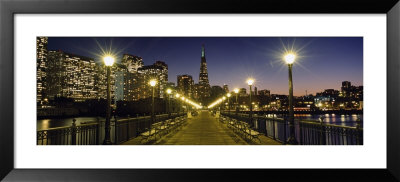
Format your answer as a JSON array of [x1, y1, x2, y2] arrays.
[[37, 117, 105, 130], [295, 114, 363, 127], [264, 113, 362, 127]]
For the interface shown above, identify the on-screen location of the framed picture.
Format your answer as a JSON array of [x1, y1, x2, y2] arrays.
[[1, 0, 399, 181]]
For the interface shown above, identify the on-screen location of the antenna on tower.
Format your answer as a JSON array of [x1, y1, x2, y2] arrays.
[[305, 90, 308, 96], [201, 44, 205, 58]]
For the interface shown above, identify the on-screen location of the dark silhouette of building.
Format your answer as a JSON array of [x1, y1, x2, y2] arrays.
[[223, 84, 229, 93], [210, 85, 225, 99], [258, 89, 271, 97], [239, 88, 247, 97], [317, 89, 339, 98]]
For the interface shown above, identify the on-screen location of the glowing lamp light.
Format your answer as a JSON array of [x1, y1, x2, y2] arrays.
[[103, 56, 115, 66], [166, 88, 172, 94], [149, 79, 157, 87], [227, 93, 231, 97], [247, 79, 254, 86], [284, 53, 296, 64], [175, 93, 180, 98], [234, 88, 239, 94]]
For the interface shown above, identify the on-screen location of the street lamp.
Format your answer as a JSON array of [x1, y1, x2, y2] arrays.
[[103, 55, 114, 145], [234, 88, 239, 115], [284, 52, 297, 144], [166, 88, 172, 117], [227, 93, 231, 115], [149, 79, 157, 126], [247, 78, 254, 125]]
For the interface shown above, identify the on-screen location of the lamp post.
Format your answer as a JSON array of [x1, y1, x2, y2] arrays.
[[149, 79, 157, 126], [247, 79, 254, 125], [221, 96, 226, 114], [175, 93, 181, 114], [227, 93, 231, 115], [284, 53, 298, 145], [181, 96, 186, 113], [234, 88, 239, 116], [103, 55, 115, 145], [166, 88, 172, 117]]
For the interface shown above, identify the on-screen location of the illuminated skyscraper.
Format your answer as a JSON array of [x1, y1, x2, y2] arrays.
[[198, 44, 211, 100], [118, 54, 143, 101], [177, 74, 194, 98], [36, 37, 48, 105], [137, 61, 168, 99], [122, 54, 143, 72], [46, 50, 110, 101]]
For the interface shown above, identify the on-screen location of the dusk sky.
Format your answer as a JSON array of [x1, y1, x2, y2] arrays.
[[47, 37, 363, 96]]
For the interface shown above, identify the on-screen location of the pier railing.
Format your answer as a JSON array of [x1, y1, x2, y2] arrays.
[[37, 112, 185, 145], [221, 112, 363, 145], [37, 122, 100, 145]]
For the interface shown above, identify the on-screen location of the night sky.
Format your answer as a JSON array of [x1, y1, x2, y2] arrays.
[[47, 37, 363, 96]]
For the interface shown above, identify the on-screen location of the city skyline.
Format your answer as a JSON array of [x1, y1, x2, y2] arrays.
[[46, 37, 363, 96]]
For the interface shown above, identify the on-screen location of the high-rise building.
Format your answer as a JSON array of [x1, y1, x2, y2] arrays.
[[37, 37, 48, 105], [137, 62, 168, 99], [341, 81, 351, 97], [193, 84, 200, 100], [166, 82, 176, 89], [177, 74, 194, 98], [341, 81, 362, 98], [46, 50, 110, 101], [342, 81, 351, 89], [118, 54, 144, 102], [258, 89, 271, 97], [122, 71, 141, 101], [114, 70, 125, 101], [122, 54, 143, 72], [165, 82, 176, 98], [254, 86, 258, 96], [210, 85, 225, 98], [239, 88, 247, 97], [223, 84, 229, 93], [198, 44, 211, 100]]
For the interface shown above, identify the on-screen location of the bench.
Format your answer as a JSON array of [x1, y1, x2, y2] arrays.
[[140, 128, 157, 143], [244, 129, 262, 143], [139, 115, 187, 144], [223, 116, 263, 143]]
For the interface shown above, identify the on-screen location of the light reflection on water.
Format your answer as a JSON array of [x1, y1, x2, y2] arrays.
[[37, 117, 105, 130], [265, 114, 363, 127], [295, 114, 363, 127]]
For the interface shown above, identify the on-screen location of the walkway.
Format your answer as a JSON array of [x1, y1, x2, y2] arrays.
[[122, 110, 281, 145], [157, 110, 247, 145]]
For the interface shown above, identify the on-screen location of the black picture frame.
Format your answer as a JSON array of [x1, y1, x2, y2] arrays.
[[1, 0, 399, 181]]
